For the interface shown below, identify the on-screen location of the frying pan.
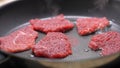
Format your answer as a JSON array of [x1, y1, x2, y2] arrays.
[[0, 52, 9, 64], [0, 0, 120, 68]]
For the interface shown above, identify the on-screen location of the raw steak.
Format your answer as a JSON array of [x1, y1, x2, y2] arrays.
[[32, 32, 72, 58], [30, 14, 74, 33], [0, 25, 38, 53], [76, 17, 109, 35], [89, 31, 120, 56]]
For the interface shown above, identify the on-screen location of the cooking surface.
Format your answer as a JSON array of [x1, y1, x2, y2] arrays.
[[4, 16, 120, 62], [0, 53, 5, 61]]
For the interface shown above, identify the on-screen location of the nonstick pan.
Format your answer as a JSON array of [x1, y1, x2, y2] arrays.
[[0, 0, 120, 68], [0, 52, 9, 64]]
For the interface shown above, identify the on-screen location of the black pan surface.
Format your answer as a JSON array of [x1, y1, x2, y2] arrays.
[[0, 52, 9, 64], [2, 15, 120, 62], [0, 0, 120, 63], [0, 53, 6, 63]]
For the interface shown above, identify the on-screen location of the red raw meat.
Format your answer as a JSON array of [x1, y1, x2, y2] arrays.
[[0, 25, 38, 53], [76, 17, 109, 35], [30, 14, 74, 33], [32, 32, 72, 58], [89, 31, 120, 56]]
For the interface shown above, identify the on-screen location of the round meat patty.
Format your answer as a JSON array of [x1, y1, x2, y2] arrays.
[[30, 14, 74, 33], [89, 31, 120, 56], [0, 25, 38, 53], [76, 17, 109, 35], [32, 32, 72, 58]]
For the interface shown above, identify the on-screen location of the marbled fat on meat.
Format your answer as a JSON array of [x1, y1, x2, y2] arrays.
[[0, 25, 38, 53]]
